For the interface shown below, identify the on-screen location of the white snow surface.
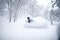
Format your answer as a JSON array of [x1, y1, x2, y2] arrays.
[[25, 16, 50, 28], [0, 16, 59, 40]]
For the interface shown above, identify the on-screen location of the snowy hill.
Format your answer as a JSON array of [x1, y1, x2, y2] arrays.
[[0, 16, 59, 40]]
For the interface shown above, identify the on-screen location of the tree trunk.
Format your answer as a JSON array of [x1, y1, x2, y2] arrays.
[[50, 13, 53, 25], [51, 16, 53, 25], [9, 11, 11, 22]]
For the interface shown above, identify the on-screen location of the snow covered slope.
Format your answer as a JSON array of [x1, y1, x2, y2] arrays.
[[0, 16, 58, 40]]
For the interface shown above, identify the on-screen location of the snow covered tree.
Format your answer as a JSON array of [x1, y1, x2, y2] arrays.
[[6, 0, 32, 22], [49, 0, 60, 24]]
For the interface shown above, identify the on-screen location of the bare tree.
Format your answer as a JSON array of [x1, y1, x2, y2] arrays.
[[50, 0, 55, 25], [14, 0, 20, 22], [49, 0, 60, 24], [7, 0, 12, 22]]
